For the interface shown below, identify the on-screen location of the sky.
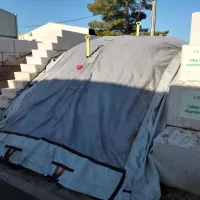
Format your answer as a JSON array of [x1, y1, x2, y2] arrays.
[[0, 0, 200, 42]]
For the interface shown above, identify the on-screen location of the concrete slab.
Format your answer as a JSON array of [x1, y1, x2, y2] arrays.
[[26, 56, 49, 65], [180, 45, 200, 81], [190, 13, 200, 45], [22, 23, 94, 42], [21, 64, 45, 73], [0, 38, 14, 52], [53, 31, 89, 51], [0, 96, 11, 108], [1, 88, 20, 98], [0, 38, 36, 66], [153, 126, 200, 196], [167, 81, 200, 131], [14, 40, 37, 52], [2, 53, 27, 66], [7, 80, 28, 90], [14, 72, 38, 81], [0, 37, 36, 54], [37, 42, 54, 50], [32, 49, 57, 58], [0, 66, 20, 81]]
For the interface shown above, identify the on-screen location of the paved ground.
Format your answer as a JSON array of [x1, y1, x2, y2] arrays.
[[1, 181, 200, 200], [161, 185, 200, 200], [0, 162, 200, 200], [0, 181, 37, 200]]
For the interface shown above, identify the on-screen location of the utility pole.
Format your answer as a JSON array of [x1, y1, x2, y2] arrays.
[[150, 0, 157, 36]]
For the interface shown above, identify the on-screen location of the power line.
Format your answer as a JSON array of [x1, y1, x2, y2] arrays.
[[19, 15, 95, 28]]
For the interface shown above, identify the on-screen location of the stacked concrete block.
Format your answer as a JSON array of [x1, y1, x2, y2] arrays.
[[167, 13, 200, 130], [0, 25, 96, 109], [168, 81, 200, 131], [0, 48, 58, 108], [153, 12, 200, 195], [0, 40, 60, 109], [0, 38, 37, 67], [0, 66, 21, 89], [180, 45, 200, 81], [153, 126, 200, 196]]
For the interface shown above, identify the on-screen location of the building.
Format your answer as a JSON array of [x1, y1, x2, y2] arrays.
[[0, 8, 18, 39]]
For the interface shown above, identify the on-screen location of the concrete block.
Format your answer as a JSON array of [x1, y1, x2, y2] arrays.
[[180, 45, 200, 81], [14, 72, 38, 81], [190, 13, 200, 45], [26, 56, 49, 65], [153, 126, 200, 196], [14, 40, 37, 52], [32, 49, 57, 58], [52, 31, 95, 51], [22, 23, 63, 42], [1, 88, 20, 99], [167, 81, 200, 131], [21, 64, 45, 73], [37, 42, 54, 50], [0, 66, 20, 81], [8, 80, 28, 90], [0, 80, 8, 89], [42, 35, 58, 43], [58, 23, 92, 35], [2, 52, 27, 66], [0, 96, 11, 108], [0, 38, 14, 52], [53, 31, 87, 50], [22, 22, 94, 42]]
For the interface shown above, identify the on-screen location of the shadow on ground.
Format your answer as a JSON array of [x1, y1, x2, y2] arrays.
[[161, 184, 200, 200], [0, 181, 37, 200]]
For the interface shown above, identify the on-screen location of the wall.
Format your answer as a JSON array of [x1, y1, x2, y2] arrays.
[[0, 38, 37, 89], [0, 37, 37, 66], [21, 22, 94, 42], [0, 9, 18, 39]]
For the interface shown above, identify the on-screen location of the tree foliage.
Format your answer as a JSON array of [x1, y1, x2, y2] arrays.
[[87, 0, 169, 36]]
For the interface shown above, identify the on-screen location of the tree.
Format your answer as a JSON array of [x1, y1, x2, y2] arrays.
[[87, 0, 169, 36]]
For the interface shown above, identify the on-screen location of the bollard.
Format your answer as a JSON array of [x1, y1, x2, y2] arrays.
[[136, 22, 141, 36], [85, 35, 91, 57]]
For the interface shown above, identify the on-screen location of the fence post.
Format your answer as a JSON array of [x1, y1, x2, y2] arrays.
[[136, 22, 141, 36], [85, 35, 90, 57]]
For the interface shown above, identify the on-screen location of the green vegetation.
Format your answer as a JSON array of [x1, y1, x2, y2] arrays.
[[87, 0, 169, 36]]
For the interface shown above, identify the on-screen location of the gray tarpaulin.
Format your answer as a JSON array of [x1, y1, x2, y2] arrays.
[[0, 36, 185, 200]]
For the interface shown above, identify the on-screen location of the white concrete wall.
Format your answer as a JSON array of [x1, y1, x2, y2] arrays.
[[0, 37, 37, 66], [180, 45, 200, 81], [52, 30, 96, 51], [21, 22, 93, 42], [190, 13, 200, 45], [167, 81, 200, 131]]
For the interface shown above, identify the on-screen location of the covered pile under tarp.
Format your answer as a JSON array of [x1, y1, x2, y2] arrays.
[[0, 36, 185, 200]]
